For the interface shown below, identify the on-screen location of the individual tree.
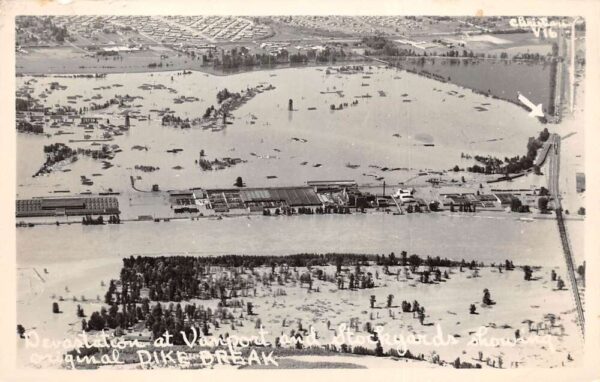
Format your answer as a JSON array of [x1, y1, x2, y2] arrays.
[[510, 198, 522, 212], [408, 254, 422, 268], [418, 309, 425, 325], [235, 176, 244, 187], [412, 300, 420, 313], [87, 311, 106, 331], [52, 302, 60, 314], [538, 197, 549, 212], [577, 262, 585, 284], [482, 289, 493, 305], [17, 324, 26, 338], [370, 295, 376, 309], [335, 258, 342, 274], [469, 304, 477, 314], [375, 340, 384, 356], [453, 357, 461, 369], [389, 252, 396, 266], [387, 294, 394, 308], [523, 266, 533, 281], [104, 290, 112, 304], [294, 332, 304, 350]]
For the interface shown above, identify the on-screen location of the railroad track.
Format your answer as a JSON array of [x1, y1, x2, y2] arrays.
[[556, 209, 585, 336], [549, 135, 585, 336]]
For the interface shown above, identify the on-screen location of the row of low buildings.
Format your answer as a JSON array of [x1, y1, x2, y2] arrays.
[[103, 15, 270, 44], [16, 15, 273, 48], [16, 196, 120, 218], [268, 16, 426, 37], [166, 181, 356, 214], [14, 182, 554, 220], [439, 186, 559, 211], [180, 181, 550, 214], [16, 108, 129, 134]]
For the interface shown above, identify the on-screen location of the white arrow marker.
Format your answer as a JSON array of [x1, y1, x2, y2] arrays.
[[517, 92, 544, 118]]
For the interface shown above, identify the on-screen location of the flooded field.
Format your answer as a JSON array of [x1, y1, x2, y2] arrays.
[[395, 58, 553, 107], [17, 65, 549, 198]]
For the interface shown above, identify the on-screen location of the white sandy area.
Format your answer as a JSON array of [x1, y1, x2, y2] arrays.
[[241, 266, 583, 368], [17, 257, 122, 368]]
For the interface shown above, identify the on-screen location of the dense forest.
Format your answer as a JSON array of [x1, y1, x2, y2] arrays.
[[74, 252, 515, 360], [95, 253, 494, 308]]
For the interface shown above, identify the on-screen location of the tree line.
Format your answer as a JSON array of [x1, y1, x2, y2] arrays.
[[465, 128, 550, 174]]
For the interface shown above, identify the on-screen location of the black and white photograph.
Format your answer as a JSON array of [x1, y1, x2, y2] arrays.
[[1, 0, 598, 378]]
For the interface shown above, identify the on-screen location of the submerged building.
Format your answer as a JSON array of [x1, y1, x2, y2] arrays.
[[205, 186, 323, 212], [16, 196, 120, 218]]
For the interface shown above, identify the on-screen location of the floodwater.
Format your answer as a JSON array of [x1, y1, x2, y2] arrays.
[[16, 66, 583, 270], [16, 213, 583, 268], [16, 65, 547, 198], [395, 58, 553, 107]]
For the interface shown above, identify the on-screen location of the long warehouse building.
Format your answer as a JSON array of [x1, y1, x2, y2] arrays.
[[16, 196, 120, 218]]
